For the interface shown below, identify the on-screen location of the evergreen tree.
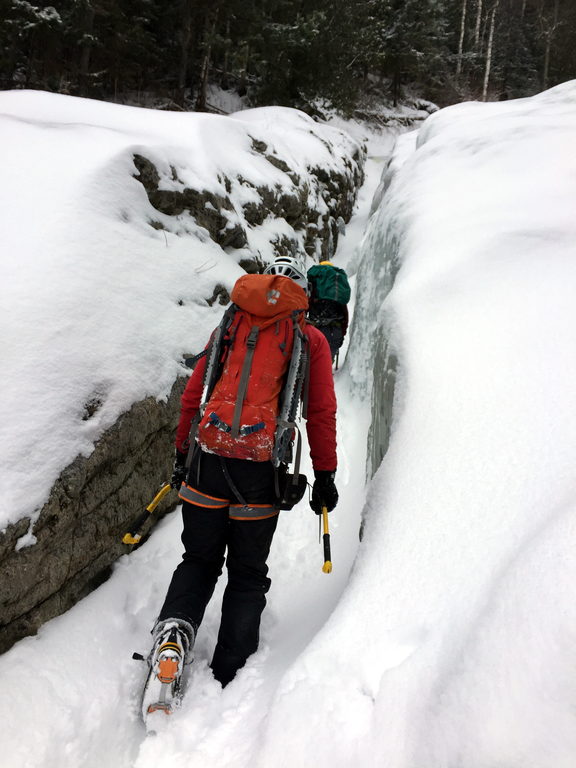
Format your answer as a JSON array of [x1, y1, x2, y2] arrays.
[[0, 0, 574, 110], [2, 0, 66, 89], [362, 0, 450, 104]]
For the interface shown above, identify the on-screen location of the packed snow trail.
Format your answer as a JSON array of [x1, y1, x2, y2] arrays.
[[0, 121, 396, 768], [0, 330, 367, 768]]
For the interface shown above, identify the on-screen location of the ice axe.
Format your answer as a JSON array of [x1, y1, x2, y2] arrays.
[[321, 505, 332, 573], [122, 482, 172, 545]]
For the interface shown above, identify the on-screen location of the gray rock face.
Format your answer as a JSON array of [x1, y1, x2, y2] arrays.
[[133, 139, 364, 263], [0, 378, 185, 654], [0, 132, 364, 654]]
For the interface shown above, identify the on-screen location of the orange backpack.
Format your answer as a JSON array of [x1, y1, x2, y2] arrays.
[[196, 273, 309, 463]]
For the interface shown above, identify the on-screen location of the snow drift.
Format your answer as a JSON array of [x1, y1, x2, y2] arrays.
[[259, 81, 576, 767]]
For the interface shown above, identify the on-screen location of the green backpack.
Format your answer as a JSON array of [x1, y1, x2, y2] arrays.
[[307, 264, 351, 304]]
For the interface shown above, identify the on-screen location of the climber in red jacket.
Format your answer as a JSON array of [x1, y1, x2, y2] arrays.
[[141, 256, 338, 715]]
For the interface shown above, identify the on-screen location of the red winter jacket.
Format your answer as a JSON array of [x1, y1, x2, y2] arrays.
[[175, 323, 337, 472]]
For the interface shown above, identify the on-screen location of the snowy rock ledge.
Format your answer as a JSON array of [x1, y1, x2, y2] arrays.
[[0, 387, 181, 654], [0, 91, 364, 653]]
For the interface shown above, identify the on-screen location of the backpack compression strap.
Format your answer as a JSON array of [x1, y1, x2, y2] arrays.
[[230, 325, 259, 438]]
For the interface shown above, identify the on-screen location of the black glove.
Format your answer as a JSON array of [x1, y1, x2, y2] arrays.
[[170, 449, 188, 489], [310, 470, 338, 514]]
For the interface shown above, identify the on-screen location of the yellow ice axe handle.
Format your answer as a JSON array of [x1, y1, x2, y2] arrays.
[[122, 483, 172, 545], [322, 505, 332, 574]]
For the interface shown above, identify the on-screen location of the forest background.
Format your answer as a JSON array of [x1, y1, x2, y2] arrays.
[[1, 0, 574, 119]]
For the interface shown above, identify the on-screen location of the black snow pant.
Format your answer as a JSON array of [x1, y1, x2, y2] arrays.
[[158, 449, 279, 686], [320, 324, 344, 362]]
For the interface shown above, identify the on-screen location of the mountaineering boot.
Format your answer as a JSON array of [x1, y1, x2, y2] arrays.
[[141, 617, 195, 721]]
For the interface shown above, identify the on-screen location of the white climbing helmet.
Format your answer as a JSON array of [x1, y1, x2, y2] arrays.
[[264, 255, 308, 292]]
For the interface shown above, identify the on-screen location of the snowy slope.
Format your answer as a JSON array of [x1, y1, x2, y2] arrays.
[[0, 90, 361, 531]]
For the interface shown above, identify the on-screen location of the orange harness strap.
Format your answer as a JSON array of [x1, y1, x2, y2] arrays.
[[178, 482, 229, 508], [178, 482, 279, 520]]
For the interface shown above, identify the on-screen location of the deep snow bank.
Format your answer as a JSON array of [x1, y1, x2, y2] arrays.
[[0, 90, 363, 652], [0, 106, 392, 768], [254, 82, 576, 767]]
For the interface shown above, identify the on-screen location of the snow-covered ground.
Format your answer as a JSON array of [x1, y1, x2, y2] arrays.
[[3, 79, 576, 768]]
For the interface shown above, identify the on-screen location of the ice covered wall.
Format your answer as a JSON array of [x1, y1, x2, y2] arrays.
[[346, 132, 417, 479]]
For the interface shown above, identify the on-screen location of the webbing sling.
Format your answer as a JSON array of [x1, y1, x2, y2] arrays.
[[230, 325, 259, 438], [292, 424, 303, 480], [185, 416, 200, 469], [219, 455, 248, 506], [218, 456, 278, 519]]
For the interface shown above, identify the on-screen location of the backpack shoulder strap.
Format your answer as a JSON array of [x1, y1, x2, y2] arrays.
[[201, 303, 237, 411], [186, 304, 237, 468]]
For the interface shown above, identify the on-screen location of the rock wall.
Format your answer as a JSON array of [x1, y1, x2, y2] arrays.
[[133, 136, 364, 268], [0, 378, 185, 654], [0, 139, 364, 654]]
